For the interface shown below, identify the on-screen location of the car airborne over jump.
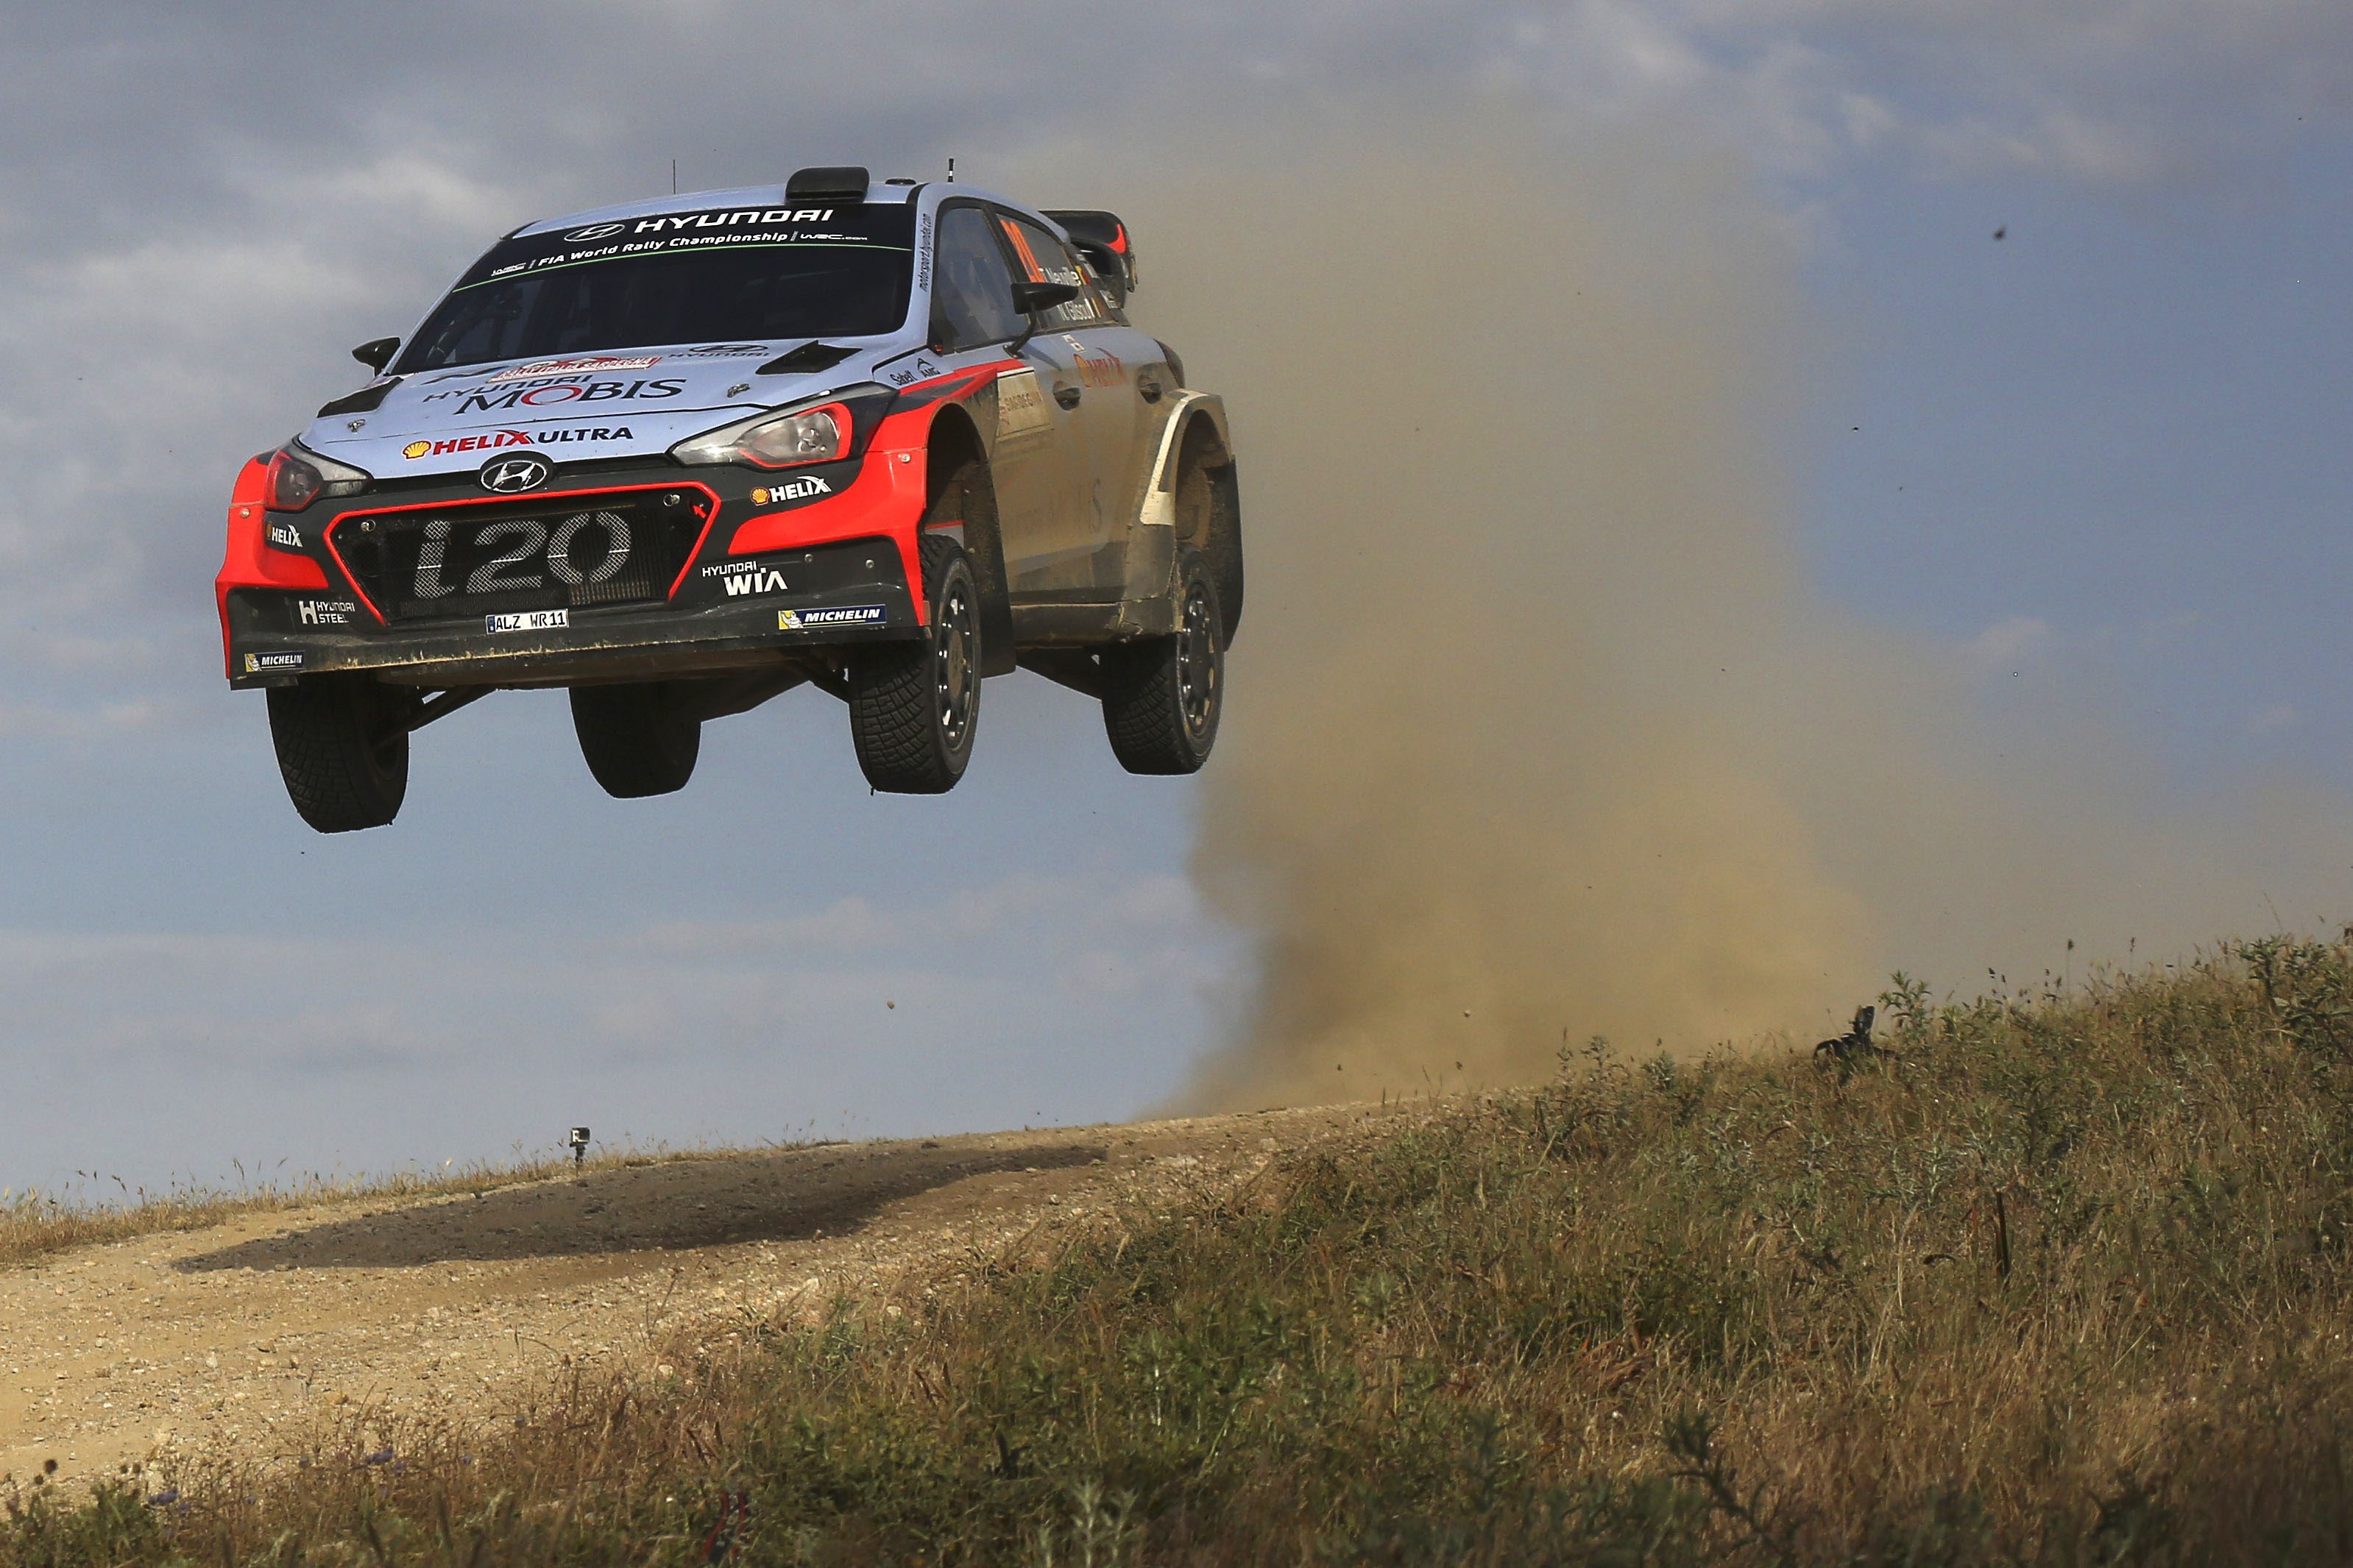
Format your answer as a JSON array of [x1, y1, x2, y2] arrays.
[[217, 166, 1240, 831]]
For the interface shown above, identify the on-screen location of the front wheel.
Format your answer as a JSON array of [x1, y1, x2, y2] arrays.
[[266, 676, 413, 832], [1101, 549, 1223, 775], [848, 534, 981, 793], [571, 683, 701, 798]]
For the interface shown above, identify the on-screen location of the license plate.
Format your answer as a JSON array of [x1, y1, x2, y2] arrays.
[[486, 609, 569, 634]]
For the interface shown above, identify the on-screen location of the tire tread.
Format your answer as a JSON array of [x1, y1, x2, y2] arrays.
[[267, 679, 408, 832], [572, 684, 700, 798], [1100, 550, 1223, 775], [849, 534, 976, 793]]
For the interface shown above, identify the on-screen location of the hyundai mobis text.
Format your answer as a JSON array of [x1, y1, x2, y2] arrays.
[[217, 166, 1239, 831]]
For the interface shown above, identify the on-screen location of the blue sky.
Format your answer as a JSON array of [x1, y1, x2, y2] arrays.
[[1801, 146, 2353, 789], [1, 1, 2346, 1193]]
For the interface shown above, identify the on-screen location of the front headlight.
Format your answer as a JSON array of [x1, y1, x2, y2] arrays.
[[264, 441, 371, 511], [671, 400, 853, 469]]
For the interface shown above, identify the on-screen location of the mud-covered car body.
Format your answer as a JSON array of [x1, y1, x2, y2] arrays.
[[216, 171, 1236, 708]]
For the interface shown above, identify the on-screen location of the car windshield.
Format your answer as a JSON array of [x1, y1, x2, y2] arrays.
[[394, 201, 916, 374]]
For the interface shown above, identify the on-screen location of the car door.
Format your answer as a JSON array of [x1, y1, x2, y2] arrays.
[[993, 211, 1141, 598], [929, 202, 1086, 592], [1073, 316, 1178, 579]]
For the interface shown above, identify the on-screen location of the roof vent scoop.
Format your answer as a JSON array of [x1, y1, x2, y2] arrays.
[[786, 165, 870, 201]]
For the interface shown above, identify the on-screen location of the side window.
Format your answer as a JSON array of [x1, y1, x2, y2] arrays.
[[997, 214, 1106, 330], [931, 206, 1024, 350], [1072, 253, 1128, 321]]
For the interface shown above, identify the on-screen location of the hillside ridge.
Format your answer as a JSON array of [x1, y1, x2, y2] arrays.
[[2, 1104, 1393, 1489]]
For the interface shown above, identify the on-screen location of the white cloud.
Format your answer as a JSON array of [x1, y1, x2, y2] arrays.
[[643, 896, 900, 957], [0, 872, 1243, 1188], [0, 868, 1235, 1076], [0, 0, 2340, 1189], [1961, 614, 2053, 675], [1491, 0, 2353, 185], [0, 0, 2331, 716], [0, 697, 167, 739], [2250, 702, 2300, 736]]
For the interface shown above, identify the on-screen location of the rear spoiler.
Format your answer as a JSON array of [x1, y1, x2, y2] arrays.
[[1041, 209, 1137, 304]]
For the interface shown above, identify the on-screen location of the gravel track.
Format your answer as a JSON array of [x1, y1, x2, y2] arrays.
[[0, 1104, 1391, 1489]]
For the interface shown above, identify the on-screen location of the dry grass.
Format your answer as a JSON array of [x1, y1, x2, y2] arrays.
[[0, 1148, 735, 1271], [14, 940, 2353, 1564]]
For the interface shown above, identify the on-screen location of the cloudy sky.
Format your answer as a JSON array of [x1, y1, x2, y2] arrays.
[[1, 1, 2347, 1195]]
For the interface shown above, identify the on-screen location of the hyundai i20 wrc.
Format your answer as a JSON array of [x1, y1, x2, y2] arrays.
[[218, 166, 1240, 831]]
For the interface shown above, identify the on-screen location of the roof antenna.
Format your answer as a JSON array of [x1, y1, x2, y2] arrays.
[[670, 158, 678, 194], [946, 156, 956, 183]]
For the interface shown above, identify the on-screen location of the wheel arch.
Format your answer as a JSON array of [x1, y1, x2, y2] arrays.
[[923, 402, 1017, 675], [1156, 396, 1242, 642], [1152, 394, 1233, 492]]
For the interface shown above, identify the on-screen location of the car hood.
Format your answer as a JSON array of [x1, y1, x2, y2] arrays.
[[298, 342, 898, 479]]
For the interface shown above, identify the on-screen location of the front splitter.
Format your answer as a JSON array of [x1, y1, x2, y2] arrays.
[[226, 585, 919, 690]]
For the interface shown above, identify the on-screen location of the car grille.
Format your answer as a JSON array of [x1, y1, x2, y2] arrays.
[[331, 489, 711, 624]]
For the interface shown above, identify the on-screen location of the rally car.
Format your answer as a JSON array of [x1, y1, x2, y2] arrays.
[[217, 165, 1240, 831]]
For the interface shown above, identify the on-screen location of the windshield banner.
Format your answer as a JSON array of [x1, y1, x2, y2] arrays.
[[453, 204, 916, 294]]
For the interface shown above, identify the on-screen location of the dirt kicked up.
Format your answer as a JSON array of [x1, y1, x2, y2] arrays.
[[0, 1104, 1390, 1490]]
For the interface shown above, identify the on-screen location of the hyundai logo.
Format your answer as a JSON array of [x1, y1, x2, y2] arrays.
[[562, 222, 627, 242], [480, 455, 551, 493]]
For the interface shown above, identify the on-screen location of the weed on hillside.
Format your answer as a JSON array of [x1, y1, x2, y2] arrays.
[[11, 941, 2353, 1564]]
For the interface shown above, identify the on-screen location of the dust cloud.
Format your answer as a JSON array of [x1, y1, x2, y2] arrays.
[[1050, 118, 2353, 1111]]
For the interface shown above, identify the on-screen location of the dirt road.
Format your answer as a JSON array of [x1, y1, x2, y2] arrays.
[[0, 1105, 1390, 1489]]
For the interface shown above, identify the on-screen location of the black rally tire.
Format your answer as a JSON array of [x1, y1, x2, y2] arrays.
[[570, 683, 701, 798], [1101, 548, 1223, 775], [1172, 430, 1243, 645], [848, 534, 981, 793], [928, 450, 1016, 676], [266, 675, 411, 833]]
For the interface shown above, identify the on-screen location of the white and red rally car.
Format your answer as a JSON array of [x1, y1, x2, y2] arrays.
[[219, 166, 1239, 831]]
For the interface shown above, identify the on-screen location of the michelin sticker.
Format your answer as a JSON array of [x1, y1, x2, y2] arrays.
[[243, 650, 304, 673], [779, 605, 885, 631]]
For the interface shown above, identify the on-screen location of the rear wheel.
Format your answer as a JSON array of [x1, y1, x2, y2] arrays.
[[1102, 549, 1223, 775], [570, 683, 701, 798], [849, 534, 980, 793], [267, 675, 413, 832]]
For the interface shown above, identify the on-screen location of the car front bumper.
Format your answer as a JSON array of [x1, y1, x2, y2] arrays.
[[218, 447, 930, 690], [223, 535, 916, 688]]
